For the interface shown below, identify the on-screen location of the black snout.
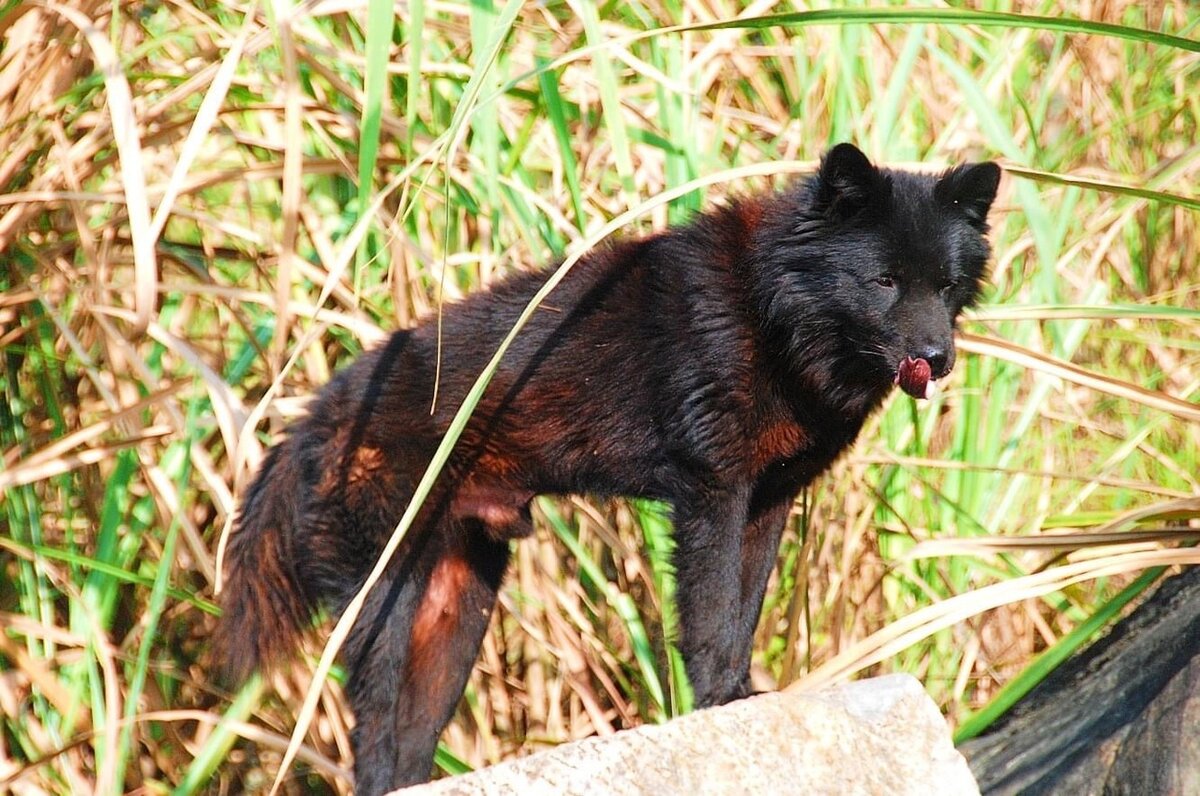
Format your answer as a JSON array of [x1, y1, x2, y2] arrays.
[[914, 345, 951, 378]]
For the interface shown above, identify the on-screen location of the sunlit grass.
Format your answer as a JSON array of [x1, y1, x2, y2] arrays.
[[1, 0, 1198, 792]]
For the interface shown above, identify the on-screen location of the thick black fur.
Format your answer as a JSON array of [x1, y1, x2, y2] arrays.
[[216, 144, 1000, 794]]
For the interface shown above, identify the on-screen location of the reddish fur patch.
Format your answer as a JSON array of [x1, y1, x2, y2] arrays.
[[317, 440, 386, 495], [751, 420, 806, 473], [478, 451, 519, 476], [734, 197, 765, 234], [409, 555, 473, 660], [346, 445, 385, 484], [451, 471, 534, 539], [457, 498, 522, 529]]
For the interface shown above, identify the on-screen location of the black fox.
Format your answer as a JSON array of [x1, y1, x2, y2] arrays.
[[217, 143, 1000, 793]]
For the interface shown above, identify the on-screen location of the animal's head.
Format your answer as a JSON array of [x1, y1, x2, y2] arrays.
[[755, 143, 1000, 413]]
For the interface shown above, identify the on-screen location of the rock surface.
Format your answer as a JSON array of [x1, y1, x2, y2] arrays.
[[394, 674, 977, 795]]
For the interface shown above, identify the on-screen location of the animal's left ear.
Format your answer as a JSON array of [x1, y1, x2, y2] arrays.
[[935, 162, 1001, 226]]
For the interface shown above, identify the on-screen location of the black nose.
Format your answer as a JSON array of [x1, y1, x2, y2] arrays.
[[914, 345, 950, 377]]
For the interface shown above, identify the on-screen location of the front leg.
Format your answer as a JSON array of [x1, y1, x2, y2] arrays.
[[672, 485, 753, 707]]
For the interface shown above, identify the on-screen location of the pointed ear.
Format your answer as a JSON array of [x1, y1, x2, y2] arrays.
[[815, 143, 888, 218], [936, 162, 1001, 226]]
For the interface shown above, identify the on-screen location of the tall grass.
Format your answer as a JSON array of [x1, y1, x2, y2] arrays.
[[1, 1, 1198, 792]]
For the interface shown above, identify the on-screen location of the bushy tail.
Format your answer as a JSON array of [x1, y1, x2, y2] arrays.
[[216, 441, 314, 682]]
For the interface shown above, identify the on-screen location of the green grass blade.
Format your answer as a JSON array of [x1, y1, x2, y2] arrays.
[[354, 0, 394, 292], [80, 450, 138, 631], [403, 0, 425, 154], [537, 56, 587, 232], [1005, 163, 1200, 211], [697, 8, 1200, 54], [540, 499, 666, 714], [954, 566, 1168, 743], [872, 24, 926, 156], [173, 677, 265, 795], [470, 0, 502, 253], [634, 498, 692, 715], [114, 434, 194, 793], [0, 536, 219, 615], [434, 745, 474, 777], [575, 0, 636, 202], [500, 8, 1200, 116]]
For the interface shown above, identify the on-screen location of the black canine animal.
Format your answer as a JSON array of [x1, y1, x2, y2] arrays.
[[217, 143, 1000, 794]]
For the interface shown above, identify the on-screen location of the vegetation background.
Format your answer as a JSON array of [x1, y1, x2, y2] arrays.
[[1, 0, 1198, 792]]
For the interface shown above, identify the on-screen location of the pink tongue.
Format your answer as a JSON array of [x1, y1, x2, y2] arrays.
[[896, 356, 933, 399]]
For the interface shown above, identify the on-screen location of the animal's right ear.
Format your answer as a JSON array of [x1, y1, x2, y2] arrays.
[[814, 143, 889, 219]]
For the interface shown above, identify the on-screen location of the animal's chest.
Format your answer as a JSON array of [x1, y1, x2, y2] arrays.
[[746, 417, 856, 512], [747, 420, 807, 474]]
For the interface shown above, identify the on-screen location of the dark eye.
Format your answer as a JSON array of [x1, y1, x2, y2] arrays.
[[874, 275, 897, 289], [940, 279, 958, 295]]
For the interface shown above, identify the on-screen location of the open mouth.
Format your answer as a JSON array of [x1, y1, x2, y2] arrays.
[[895, 356, 936, 400]]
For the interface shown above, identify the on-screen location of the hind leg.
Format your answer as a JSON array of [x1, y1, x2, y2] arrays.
[[343, 569, 420, 795], [344, 527, 509, 795]]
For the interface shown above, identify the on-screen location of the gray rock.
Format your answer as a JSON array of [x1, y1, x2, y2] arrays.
[[393, 674, 978, 795]]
